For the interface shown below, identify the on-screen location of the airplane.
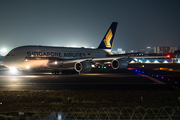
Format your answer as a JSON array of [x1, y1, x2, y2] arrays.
[[2, 22, 168, 74]]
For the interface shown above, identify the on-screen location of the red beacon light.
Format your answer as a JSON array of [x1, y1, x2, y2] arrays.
[[167, 54, 171, 59]]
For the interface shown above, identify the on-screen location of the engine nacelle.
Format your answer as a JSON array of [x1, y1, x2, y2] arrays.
[[111, 59, 131, 69], [74, 61, 92, 72]]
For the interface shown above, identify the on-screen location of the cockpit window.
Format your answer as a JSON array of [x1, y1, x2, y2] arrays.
[[7, 54, 14, 56]]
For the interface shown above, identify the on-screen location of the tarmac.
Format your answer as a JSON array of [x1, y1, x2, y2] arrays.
[[0, 66, 176, 91]]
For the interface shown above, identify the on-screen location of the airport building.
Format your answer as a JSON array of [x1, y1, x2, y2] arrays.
[[128, 47, 154, 54], [154, 46, 178, 54], [112, 48, 125, 54], [138, 47, 154, 54]]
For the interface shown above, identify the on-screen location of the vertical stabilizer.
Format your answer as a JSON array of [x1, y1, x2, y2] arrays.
[[97, 22, 118, 52]]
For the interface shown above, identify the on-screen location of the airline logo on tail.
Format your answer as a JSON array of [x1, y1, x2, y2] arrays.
[[97, 22, 118, 50], [103, 29, 113, 48]]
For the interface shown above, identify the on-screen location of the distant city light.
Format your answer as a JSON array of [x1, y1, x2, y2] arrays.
[[0, 48, 8, 56]]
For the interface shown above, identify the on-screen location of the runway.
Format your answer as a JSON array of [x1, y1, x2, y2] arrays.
[[0, 66, 173, 90]]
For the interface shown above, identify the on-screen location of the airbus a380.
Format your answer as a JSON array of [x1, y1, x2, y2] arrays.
[[2, 22, 167, 74]]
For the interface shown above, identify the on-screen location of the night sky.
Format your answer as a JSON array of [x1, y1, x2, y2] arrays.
[[0, 0, 180, 51]]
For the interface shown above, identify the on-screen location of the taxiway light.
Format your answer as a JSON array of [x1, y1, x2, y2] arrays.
[[146, 60, 150, 63], [156, 75, 158, 77], [134, 58, 138, 61], [154, 60, 159, 63], [164, 60, 168, 63], [142, 71, 144, 73], [161, 77, 163, 79], [175, 82, 177, 84]]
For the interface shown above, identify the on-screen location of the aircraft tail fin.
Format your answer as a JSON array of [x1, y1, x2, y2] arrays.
[[97, 22, 118, 51]]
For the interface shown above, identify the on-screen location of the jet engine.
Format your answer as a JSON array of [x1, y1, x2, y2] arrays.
[[111, 59, 132, 69], [74, 61, 92, 73]]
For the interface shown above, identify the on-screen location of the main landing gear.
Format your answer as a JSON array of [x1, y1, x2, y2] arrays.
[[51, 70, 79, 75], [51, 69, 59, 75]]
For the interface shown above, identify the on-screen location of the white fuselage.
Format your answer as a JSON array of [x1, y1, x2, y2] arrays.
[[2, 46, 107, 70]]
